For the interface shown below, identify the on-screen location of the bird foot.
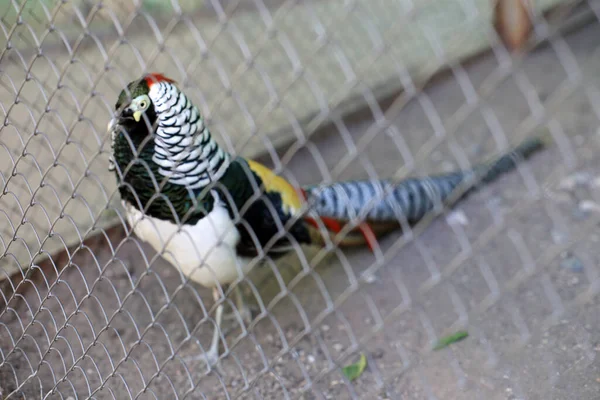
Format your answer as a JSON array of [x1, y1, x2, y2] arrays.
[[223, 303, 256, 326], [182, 348, 223, 375]]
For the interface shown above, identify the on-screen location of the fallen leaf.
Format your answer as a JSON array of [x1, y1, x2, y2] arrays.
[[342, 353, 367, 381], [433, 330, 469, 350]]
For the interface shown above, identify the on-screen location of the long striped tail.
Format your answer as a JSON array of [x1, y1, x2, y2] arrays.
[[302, 135, 548, 250]]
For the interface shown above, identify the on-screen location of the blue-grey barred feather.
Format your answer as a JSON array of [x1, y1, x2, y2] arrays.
[[304, 136, 545, 223]]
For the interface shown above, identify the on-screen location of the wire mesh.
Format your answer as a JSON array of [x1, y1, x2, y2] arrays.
[[0, 0, 599, 398]]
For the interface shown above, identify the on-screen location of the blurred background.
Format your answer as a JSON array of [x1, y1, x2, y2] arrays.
[[1, 0, 600, 399]]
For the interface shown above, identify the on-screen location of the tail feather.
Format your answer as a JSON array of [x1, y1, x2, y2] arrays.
[[303, 135, 548, 248]]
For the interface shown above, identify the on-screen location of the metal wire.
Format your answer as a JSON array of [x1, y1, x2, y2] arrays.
[[0, 0, 598, 399]]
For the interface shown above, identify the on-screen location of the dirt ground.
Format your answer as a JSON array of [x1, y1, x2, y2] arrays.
[[1, 18, 600, 400]]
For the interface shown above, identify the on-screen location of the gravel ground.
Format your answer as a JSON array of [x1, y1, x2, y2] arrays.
[[2, 20, 600, 400]]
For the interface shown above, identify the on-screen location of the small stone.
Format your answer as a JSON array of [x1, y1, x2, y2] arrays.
[[551, 229, 568, 245], [372, 348, 385, 359], [569, 276, 580, 286], [333, 343, 343, 352], [307, 355, 315, 363], [591, 177, 600, 190], [558, 172, 591, 191], [266, 334, 274, 343], [487, 197, 506, 217], [446, 210, 469, 226], [579, 200, 600, 214], [321, 324, 330, 332], [560, 253, 584, 273]]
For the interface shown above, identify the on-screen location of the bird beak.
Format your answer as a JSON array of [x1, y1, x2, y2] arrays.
[[117, 106, 137, 124]]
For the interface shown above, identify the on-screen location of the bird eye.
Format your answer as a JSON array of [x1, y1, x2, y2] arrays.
[[139, 100, 148, 109]]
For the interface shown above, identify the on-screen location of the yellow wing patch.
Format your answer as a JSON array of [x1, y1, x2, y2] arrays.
[[246, 159, 303, 215]]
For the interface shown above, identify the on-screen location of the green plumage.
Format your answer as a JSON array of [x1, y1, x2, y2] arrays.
[[113, 133, 311, 256], [115, 78, 150, 111]]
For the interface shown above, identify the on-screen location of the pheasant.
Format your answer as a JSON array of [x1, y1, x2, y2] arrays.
[[107, 73, 547, 368]]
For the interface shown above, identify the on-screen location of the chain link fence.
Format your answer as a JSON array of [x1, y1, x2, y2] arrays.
[[0, 0, 599, 398]]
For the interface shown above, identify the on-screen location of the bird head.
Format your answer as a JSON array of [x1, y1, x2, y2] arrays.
[[108, 73, 230, 188], [108, 73, 175, 139]]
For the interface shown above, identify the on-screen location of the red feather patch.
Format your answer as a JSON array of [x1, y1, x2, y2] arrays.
[[144, 73, 176, 87], [300, 188, 378, 253]]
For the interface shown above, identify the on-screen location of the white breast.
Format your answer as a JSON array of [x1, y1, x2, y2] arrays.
[[122, 193, 250, 288]]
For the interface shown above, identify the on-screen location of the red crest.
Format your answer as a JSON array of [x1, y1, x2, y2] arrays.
[[143, 73, 176, 87]]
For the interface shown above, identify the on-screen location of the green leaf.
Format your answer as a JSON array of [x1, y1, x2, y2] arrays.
[[433, 330, 468, 350], [342, 353, 367, 381]]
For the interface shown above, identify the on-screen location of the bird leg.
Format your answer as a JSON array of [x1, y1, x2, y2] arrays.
[[183, 286, 224, 373], [207, 286, 224, 363], [223, 284, 254, 326]]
